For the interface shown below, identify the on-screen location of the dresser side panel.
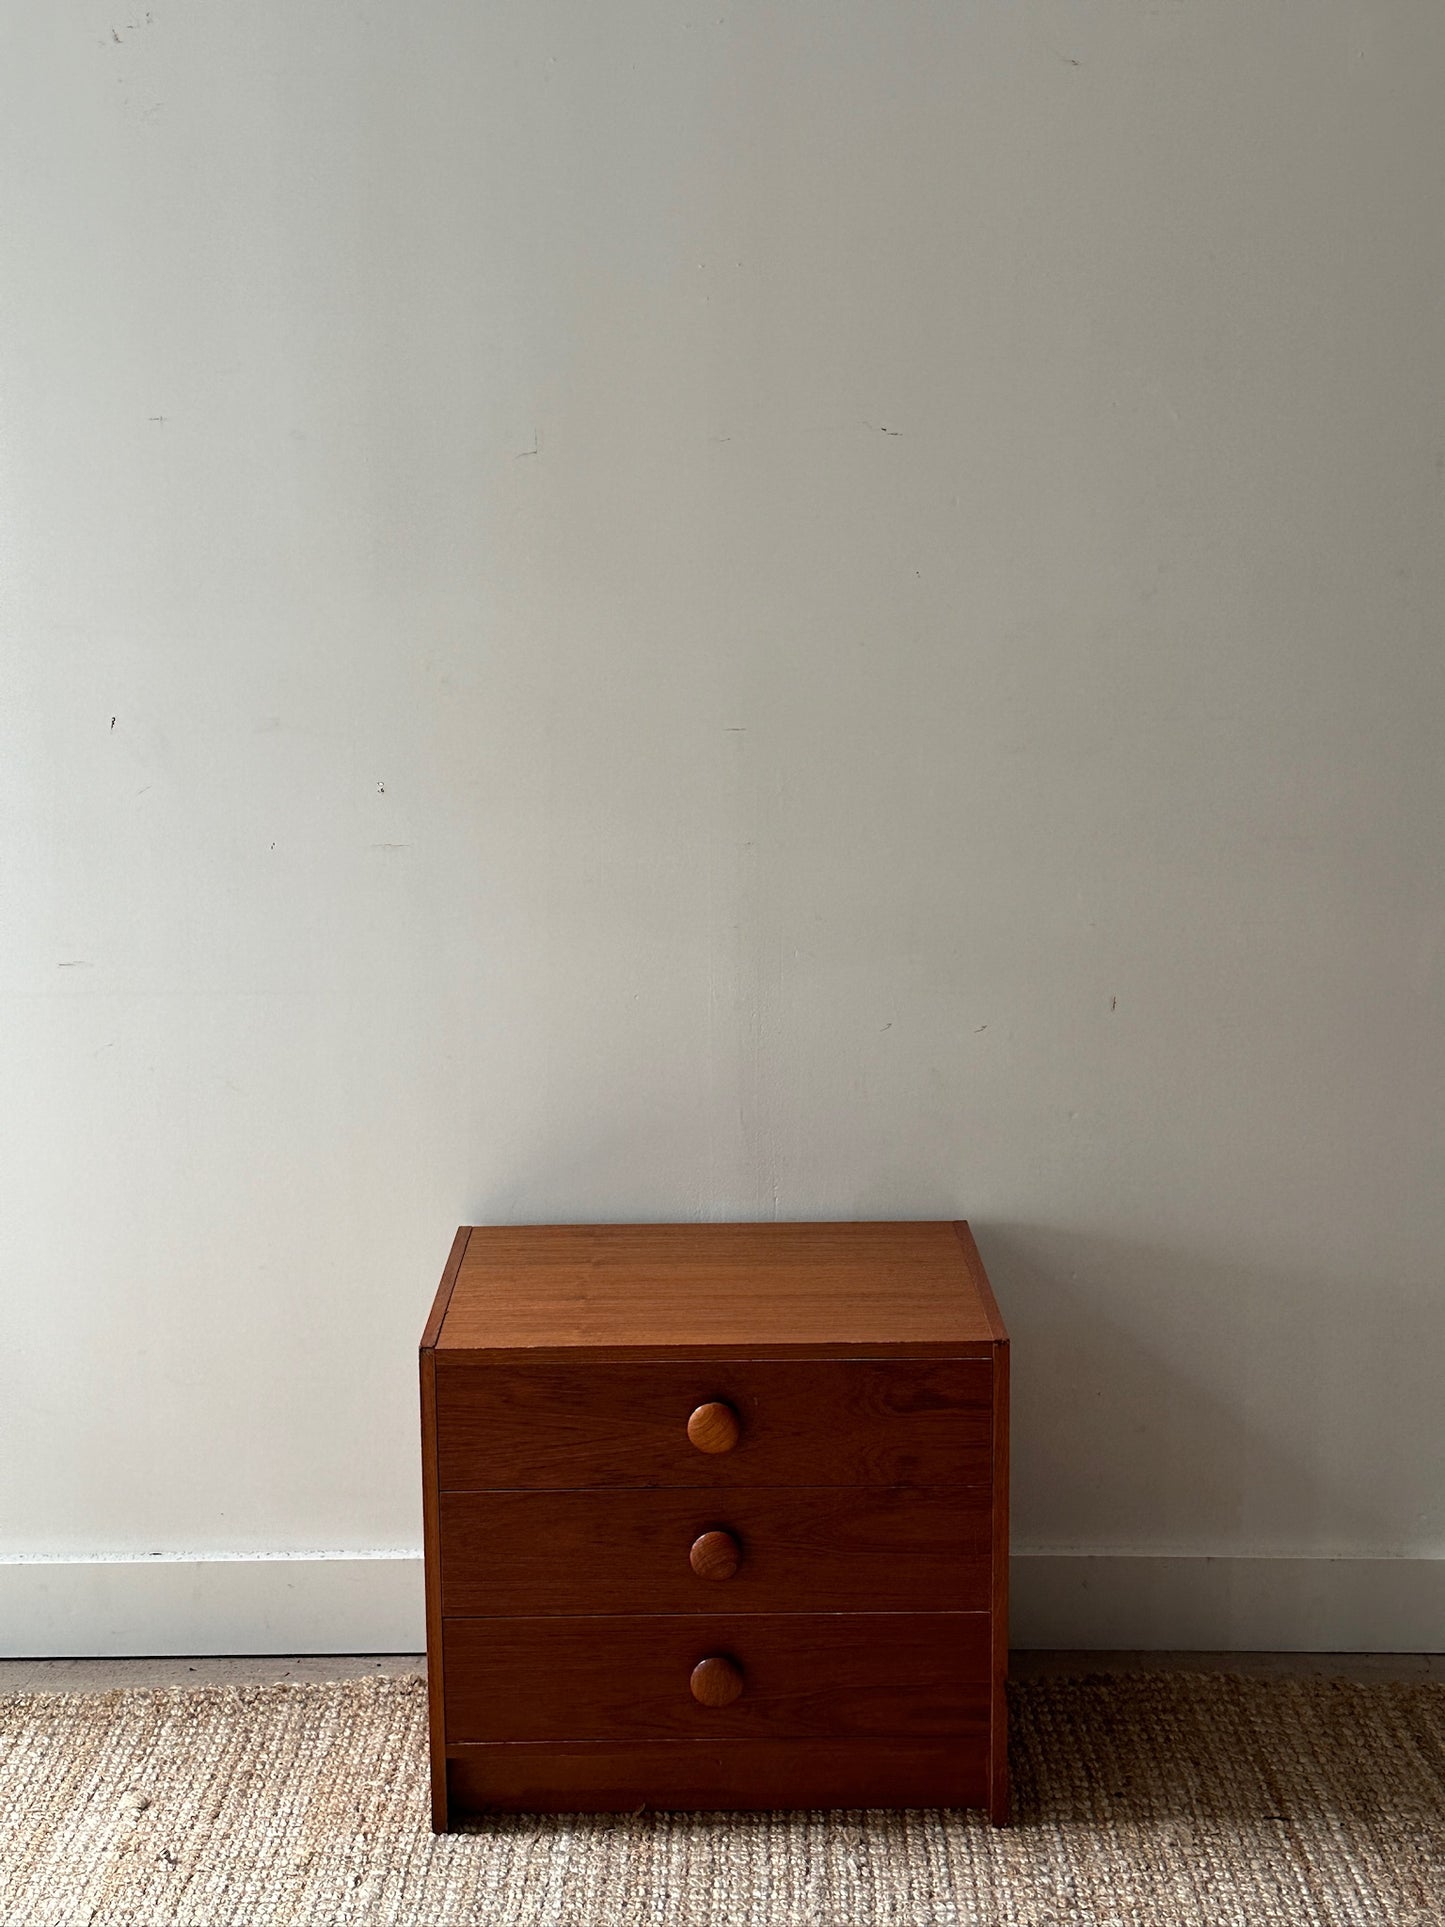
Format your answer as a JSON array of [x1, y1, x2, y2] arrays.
[[419, 1348, 448, 1831], [421, 1228, 471, 1831], [989, 1338, 1010, 1824]]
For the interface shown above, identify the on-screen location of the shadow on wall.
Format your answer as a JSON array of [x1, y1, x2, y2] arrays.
[[973, 1221, 1403, 1561]]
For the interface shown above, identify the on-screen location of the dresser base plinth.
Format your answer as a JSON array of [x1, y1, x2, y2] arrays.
[[442, 1738, 990, 1823]]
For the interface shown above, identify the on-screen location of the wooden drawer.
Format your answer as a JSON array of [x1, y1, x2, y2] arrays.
[[442, 1612, 991, 1743], [434, 1355, 992, 1490], [446, 1738, 990, 1814], [439, 1485, 990, 1615]]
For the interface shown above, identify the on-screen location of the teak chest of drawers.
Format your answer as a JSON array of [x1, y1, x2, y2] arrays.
[[419, 1220, 1009, 1827]]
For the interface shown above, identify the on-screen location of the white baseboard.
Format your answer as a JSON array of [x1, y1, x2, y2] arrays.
[[1012, 1553, 1445, 1653], [0, 1554, 425, 1659], [2, 1551, 1440, 1658]]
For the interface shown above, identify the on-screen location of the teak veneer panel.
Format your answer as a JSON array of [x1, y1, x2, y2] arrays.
[[442, 1612, 991, 1743], [439, 1484, 991, 1616], [434, 1355, 992, 1490], [419, 1225, 469, 1834], [419, 1219, 1009, 1828], [988, 1318, 1010, 1823], [437, 1220, 997, 1355], [445, 1738, 990, 1815]]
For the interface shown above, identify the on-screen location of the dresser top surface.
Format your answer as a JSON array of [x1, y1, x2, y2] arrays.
[[429, 1220, 1005, 1355]]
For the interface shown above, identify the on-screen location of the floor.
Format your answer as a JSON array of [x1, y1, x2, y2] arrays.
[[1, 1651, 1439, 1693], [12, 1669, 1442, 1923]]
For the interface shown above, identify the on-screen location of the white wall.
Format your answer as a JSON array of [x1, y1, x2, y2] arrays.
[[3, 1, 1444, 1654]]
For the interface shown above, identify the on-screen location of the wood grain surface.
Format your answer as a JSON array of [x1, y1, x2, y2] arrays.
[[438, 1485, 991, 1615], [436, 1221, 999, 1355], [421, 1219, 1009, 1824], [441, 1612, 991, 1742], [689, 1529, 743, 1582], [445, 1736, 990, 1815], [434, 1355, 993, 1490], [686, 1400, 741, 1454], [689, 1655, 745, 1706], [953, 1221, 1008, 1344], [988, 1322, 1011, 1826], [419, 1225, 471, 1832]]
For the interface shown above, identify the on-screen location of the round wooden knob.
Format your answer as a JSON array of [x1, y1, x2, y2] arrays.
[[686, 1401, 741, 1454], [689, 1529, 742, 1582], [690, 1655, 744, 1707]]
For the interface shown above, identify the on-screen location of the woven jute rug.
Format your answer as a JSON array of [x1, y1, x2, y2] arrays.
[[2, 1673, 1441, 1926]]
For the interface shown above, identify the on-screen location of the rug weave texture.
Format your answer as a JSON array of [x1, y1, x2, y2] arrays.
[[2, 1672, 1441, 1925]]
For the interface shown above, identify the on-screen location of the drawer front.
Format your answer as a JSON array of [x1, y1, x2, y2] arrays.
[[446, 1737, 989, 1815], [434, 1355, 992, 1489], [440, 1485, 990, 1615], [442, 1612, 990, 1742]]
